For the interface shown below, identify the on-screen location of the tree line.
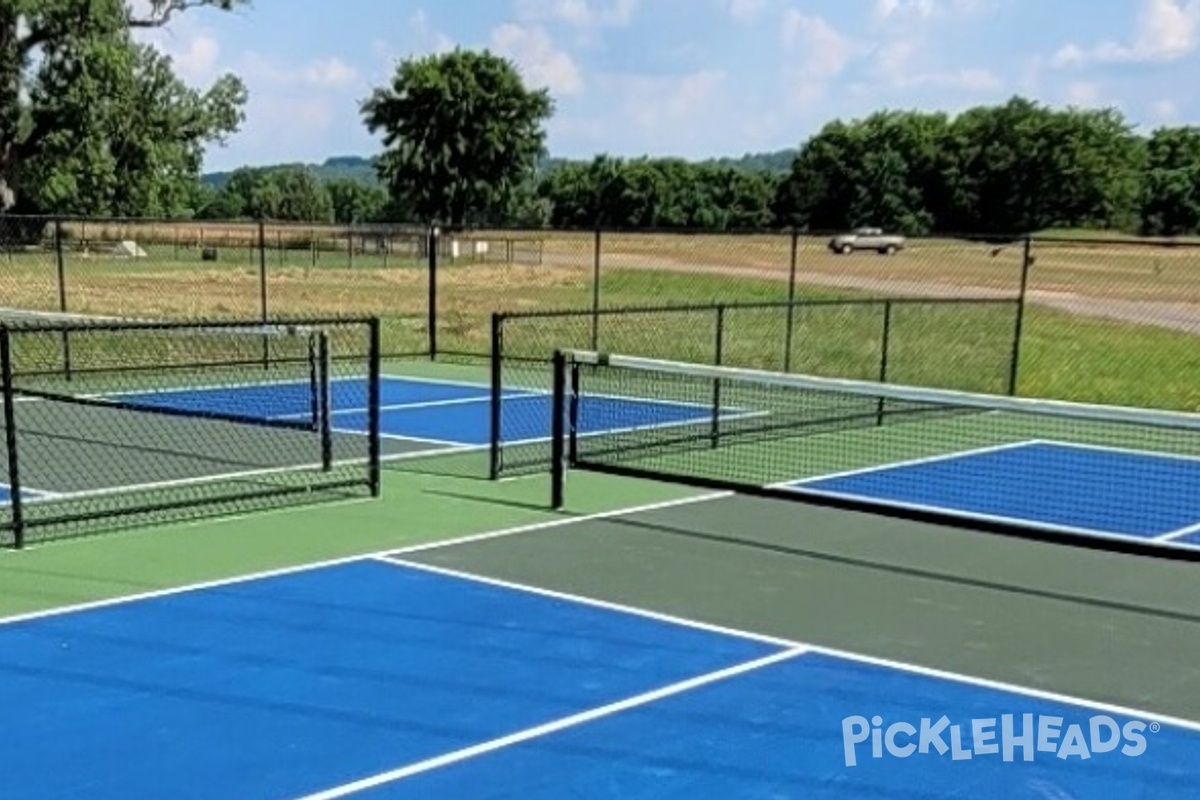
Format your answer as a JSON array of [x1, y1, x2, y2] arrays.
[[3, 5, 1198, 239]]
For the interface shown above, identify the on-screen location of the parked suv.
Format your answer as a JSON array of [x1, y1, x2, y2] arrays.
[[828, 227, 906, 255]]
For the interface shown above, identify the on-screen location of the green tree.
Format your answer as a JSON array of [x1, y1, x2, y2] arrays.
[[361, 48, 554, 228], [200, 166, 336, 222], [267, 167, 333, 222], [326, 178, 390, 224], [1, 0, 247, 217], [947, 98, 1143, 233], [1140, 126, 1200, 236]]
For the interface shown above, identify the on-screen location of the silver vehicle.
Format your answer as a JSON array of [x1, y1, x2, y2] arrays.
[[828, 227, 906, 255]]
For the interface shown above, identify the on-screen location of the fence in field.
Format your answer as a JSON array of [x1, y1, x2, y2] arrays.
[[2, 214, 1199, 411]]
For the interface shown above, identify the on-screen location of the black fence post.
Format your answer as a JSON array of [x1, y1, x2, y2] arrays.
[[590, 228, 602, 351], [710, 305, 726, 448], [488, 313, 504, 480], [1008, 235, 1034, 396], [367, 317, 382, 497], [877, 300, 893, 425], [550, 350, 566, 510], [258, 218, 269, 369], [1, 327, 24, 549], [783, 228, 799, 372], [428, 224, 439, 360], [54, 218, 72, 380]]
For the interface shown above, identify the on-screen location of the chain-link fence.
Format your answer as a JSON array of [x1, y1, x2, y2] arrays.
[[3, 215, 1196, 413]]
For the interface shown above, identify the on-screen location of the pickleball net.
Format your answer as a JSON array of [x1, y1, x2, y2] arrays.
[[549, 350, 1200, 557], [0, 311, 381, 547]]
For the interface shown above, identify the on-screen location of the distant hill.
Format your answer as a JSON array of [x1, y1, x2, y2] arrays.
[[699, 149, 796, 174], [201, 149, 798, 187], [202, 156, 380, 188]]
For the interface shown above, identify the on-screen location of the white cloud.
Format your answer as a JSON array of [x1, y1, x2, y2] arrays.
[[410, 9, 457, 53], [1053, 0, 1200, 66], [600, 70, 726, 133], [727, 0, 768, 22], [131, 7, 223, 85], [873, 0, 991, 21], [781, 11, 860, 78], [239, 53, 361, 90], [514, 0, 638, 28], [866, 33, 1002, 95], [874, 0, 935, 19], [490, 23, 585, 94]]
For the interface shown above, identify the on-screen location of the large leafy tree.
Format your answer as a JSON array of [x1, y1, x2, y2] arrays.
[[1140, 126, 1200, 236], [1, 0, 247, 218], [361, 48, 554, 228]]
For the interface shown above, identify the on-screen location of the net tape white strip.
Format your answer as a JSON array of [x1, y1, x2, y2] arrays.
[[0, 307, 319, 339], [565, 350, 1200, 433]]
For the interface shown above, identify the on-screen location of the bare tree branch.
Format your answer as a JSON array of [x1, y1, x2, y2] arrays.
[[127, 1, 241, 30]]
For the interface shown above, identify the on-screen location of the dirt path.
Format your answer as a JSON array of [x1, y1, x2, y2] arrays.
[[575, 253, 1200, 336]]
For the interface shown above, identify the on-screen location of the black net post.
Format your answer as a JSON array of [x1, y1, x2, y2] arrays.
[[783, 228, 799, 372], [258, 218, 269, 370], [876, 300, 893, 425], [54, 218, 72, 380], [590, 228, 602, 351], [1008, 235, 1034, 396], [568, 359, 580, 466], [428, 224, 439, 360], [317, 331, 334, 472], [711, 304, 726, 448], [550, 350, 566, 510], [1, 327, 24, 549], [307, 333, 320, 431], [367, 317, 382, 496], [488, 313, 504, 480]]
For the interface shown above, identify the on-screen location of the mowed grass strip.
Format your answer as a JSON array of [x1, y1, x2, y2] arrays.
[[1, 245, 1196, 411]]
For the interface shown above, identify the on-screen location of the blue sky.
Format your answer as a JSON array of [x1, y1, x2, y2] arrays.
[[133, 0, 1200, 172]]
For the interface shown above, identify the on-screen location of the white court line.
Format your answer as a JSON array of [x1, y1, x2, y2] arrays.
[[0, 482, 62, 500], [783, 440, 1042, 487], [16, 459, 372, 505], [1023, 438, 1200, 465], [274, 392, 541, 421], [291, 647, 808, 800], [1156, 521, 1200, 543], [378, 556, 793, 648], [0, 492, 730, 620], [776, 483, 1200, 553], [498, 409, 769, 449], [370, 558, 1200, 735]]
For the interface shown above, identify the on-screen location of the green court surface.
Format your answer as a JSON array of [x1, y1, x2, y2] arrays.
[[3, 465, 1199, 724]]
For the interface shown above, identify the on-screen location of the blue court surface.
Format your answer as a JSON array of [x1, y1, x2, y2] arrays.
[[789, 440, 1200, 549], [114, 375, 726, 451], [1, 557, 1197, 799]]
